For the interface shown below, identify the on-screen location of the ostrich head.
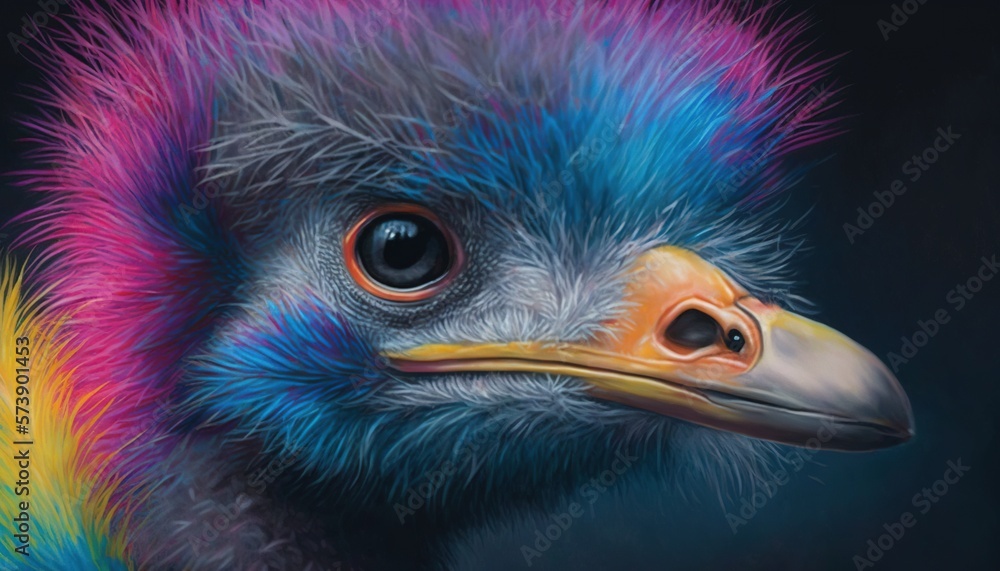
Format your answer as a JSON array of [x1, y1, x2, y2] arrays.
[[22, 0, 913, 569]]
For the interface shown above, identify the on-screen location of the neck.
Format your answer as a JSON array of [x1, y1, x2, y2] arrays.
[[130, 432, 460, 571]]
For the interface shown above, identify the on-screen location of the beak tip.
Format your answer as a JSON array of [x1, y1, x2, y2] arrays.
[[886, 414, 915, 444], [893, 407, 916, 443], [874, 365, 916, 445], [853, 390, 915, 449], [740, 311, 917, 451], [882, 422, 916, 449]]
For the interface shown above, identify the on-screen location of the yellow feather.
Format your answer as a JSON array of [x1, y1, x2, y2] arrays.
[[0, 261, 131, 569]]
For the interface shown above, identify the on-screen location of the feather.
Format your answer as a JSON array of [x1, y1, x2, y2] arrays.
[[0, 262, 131, 569]]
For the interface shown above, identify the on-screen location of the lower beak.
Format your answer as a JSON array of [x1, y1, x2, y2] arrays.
[[386, 247, 914, 451]]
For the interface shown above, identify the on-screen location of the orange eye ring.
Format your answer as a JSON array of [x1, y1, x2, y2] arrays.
[[343, 203, 463, 302]]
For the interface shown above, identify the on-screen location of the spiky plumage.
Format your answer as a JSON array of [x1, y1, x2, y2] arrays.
[[1, 0, 840, 569]]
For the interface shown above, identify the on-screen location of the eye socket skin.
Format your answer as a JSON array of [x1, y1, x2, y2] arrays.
[[343, 204, 463, 302]]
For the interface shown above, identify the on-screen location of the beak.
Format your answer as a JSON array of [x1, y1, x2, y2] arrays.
[[386, 246, 914, 451]]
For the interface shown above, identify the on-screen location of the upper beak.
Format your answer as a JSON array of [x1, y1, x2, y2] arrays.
[[387, 246, 914, 451]]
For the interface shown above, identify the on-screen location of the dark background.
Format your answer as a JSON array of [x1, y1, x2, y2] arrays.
[[1, 1, 997, 570]]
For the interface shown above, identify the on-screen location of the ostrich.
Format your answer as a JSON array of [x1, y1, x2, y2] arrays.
[[0, 0, 912, 570]]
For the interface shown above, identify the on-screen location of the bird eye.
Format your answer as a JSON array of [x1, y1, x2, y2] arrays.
[[344, 204, 461, 301], [359, 214, 447, 287]]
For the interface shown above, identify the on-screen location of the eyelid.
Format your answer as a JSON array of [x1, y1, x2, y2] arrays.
[[343, 204, 464, 302]]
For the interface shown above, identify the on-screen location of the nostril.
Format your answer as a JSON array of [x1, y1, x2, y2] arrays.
[[664, 309, 720, 349]]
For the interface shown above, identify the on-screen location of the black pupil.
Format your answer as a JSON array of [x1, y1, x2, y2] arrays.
[[357, 213, 450, 290]]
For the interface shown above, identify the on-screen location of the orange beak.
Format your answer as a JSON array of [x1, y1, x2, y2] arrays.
[[386, 246, 914, 451]]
